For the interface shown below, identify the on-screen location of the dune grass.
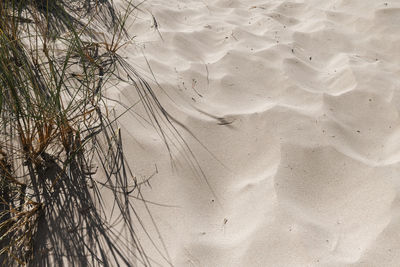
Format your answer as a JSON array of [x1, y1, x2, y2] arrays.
[[0, 0, 174, 265]]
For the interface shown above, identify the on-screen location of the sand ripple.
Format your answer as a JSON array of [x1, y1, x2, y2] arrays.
[[118, 0, 400, 265]]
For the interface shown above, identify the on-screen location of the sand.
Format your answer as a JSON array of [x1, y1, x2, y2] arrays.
[[114, 0, 400, 266]]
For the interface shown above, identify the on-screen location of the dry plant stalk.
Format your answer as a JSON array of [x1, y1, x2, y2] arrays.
[[0, 0, 177, 266]]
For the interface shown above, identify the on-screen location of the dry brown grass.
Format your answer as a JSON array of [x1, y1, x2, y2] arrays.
[[0, 0, 175, 266]]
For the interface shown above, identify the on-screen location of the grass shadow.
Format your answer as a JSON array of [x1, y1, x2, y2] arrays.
[[0, 0, 178, 266]]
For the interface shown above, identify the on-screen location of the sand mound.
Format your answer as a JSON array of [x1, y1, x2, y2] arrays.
[[117, 0, 400, 265]]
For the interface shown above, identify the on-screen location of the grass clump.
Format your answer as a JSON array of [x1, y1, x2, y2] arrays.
[[0, 0, 173, 266]]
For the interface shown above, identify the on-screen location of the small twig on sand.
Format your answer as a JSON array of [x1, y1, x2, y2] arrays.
[[151, 13, 164, 41]]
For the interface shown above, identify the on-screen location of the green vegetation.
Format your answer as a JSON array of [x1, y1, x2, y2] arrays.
[[0, 0, 171, 265]]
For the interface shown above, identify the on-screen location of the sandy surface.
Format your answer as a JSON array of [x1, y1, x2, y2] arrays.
[[114, 0, 400, 266]]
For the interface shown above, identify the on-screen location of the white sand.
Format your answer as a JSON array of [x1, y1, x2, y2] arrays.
[[115, 0, 400, 266]]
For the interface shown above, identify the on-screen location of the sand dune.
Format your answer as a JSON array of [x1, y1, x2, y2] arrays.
[[117, 0, 400, 265]]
